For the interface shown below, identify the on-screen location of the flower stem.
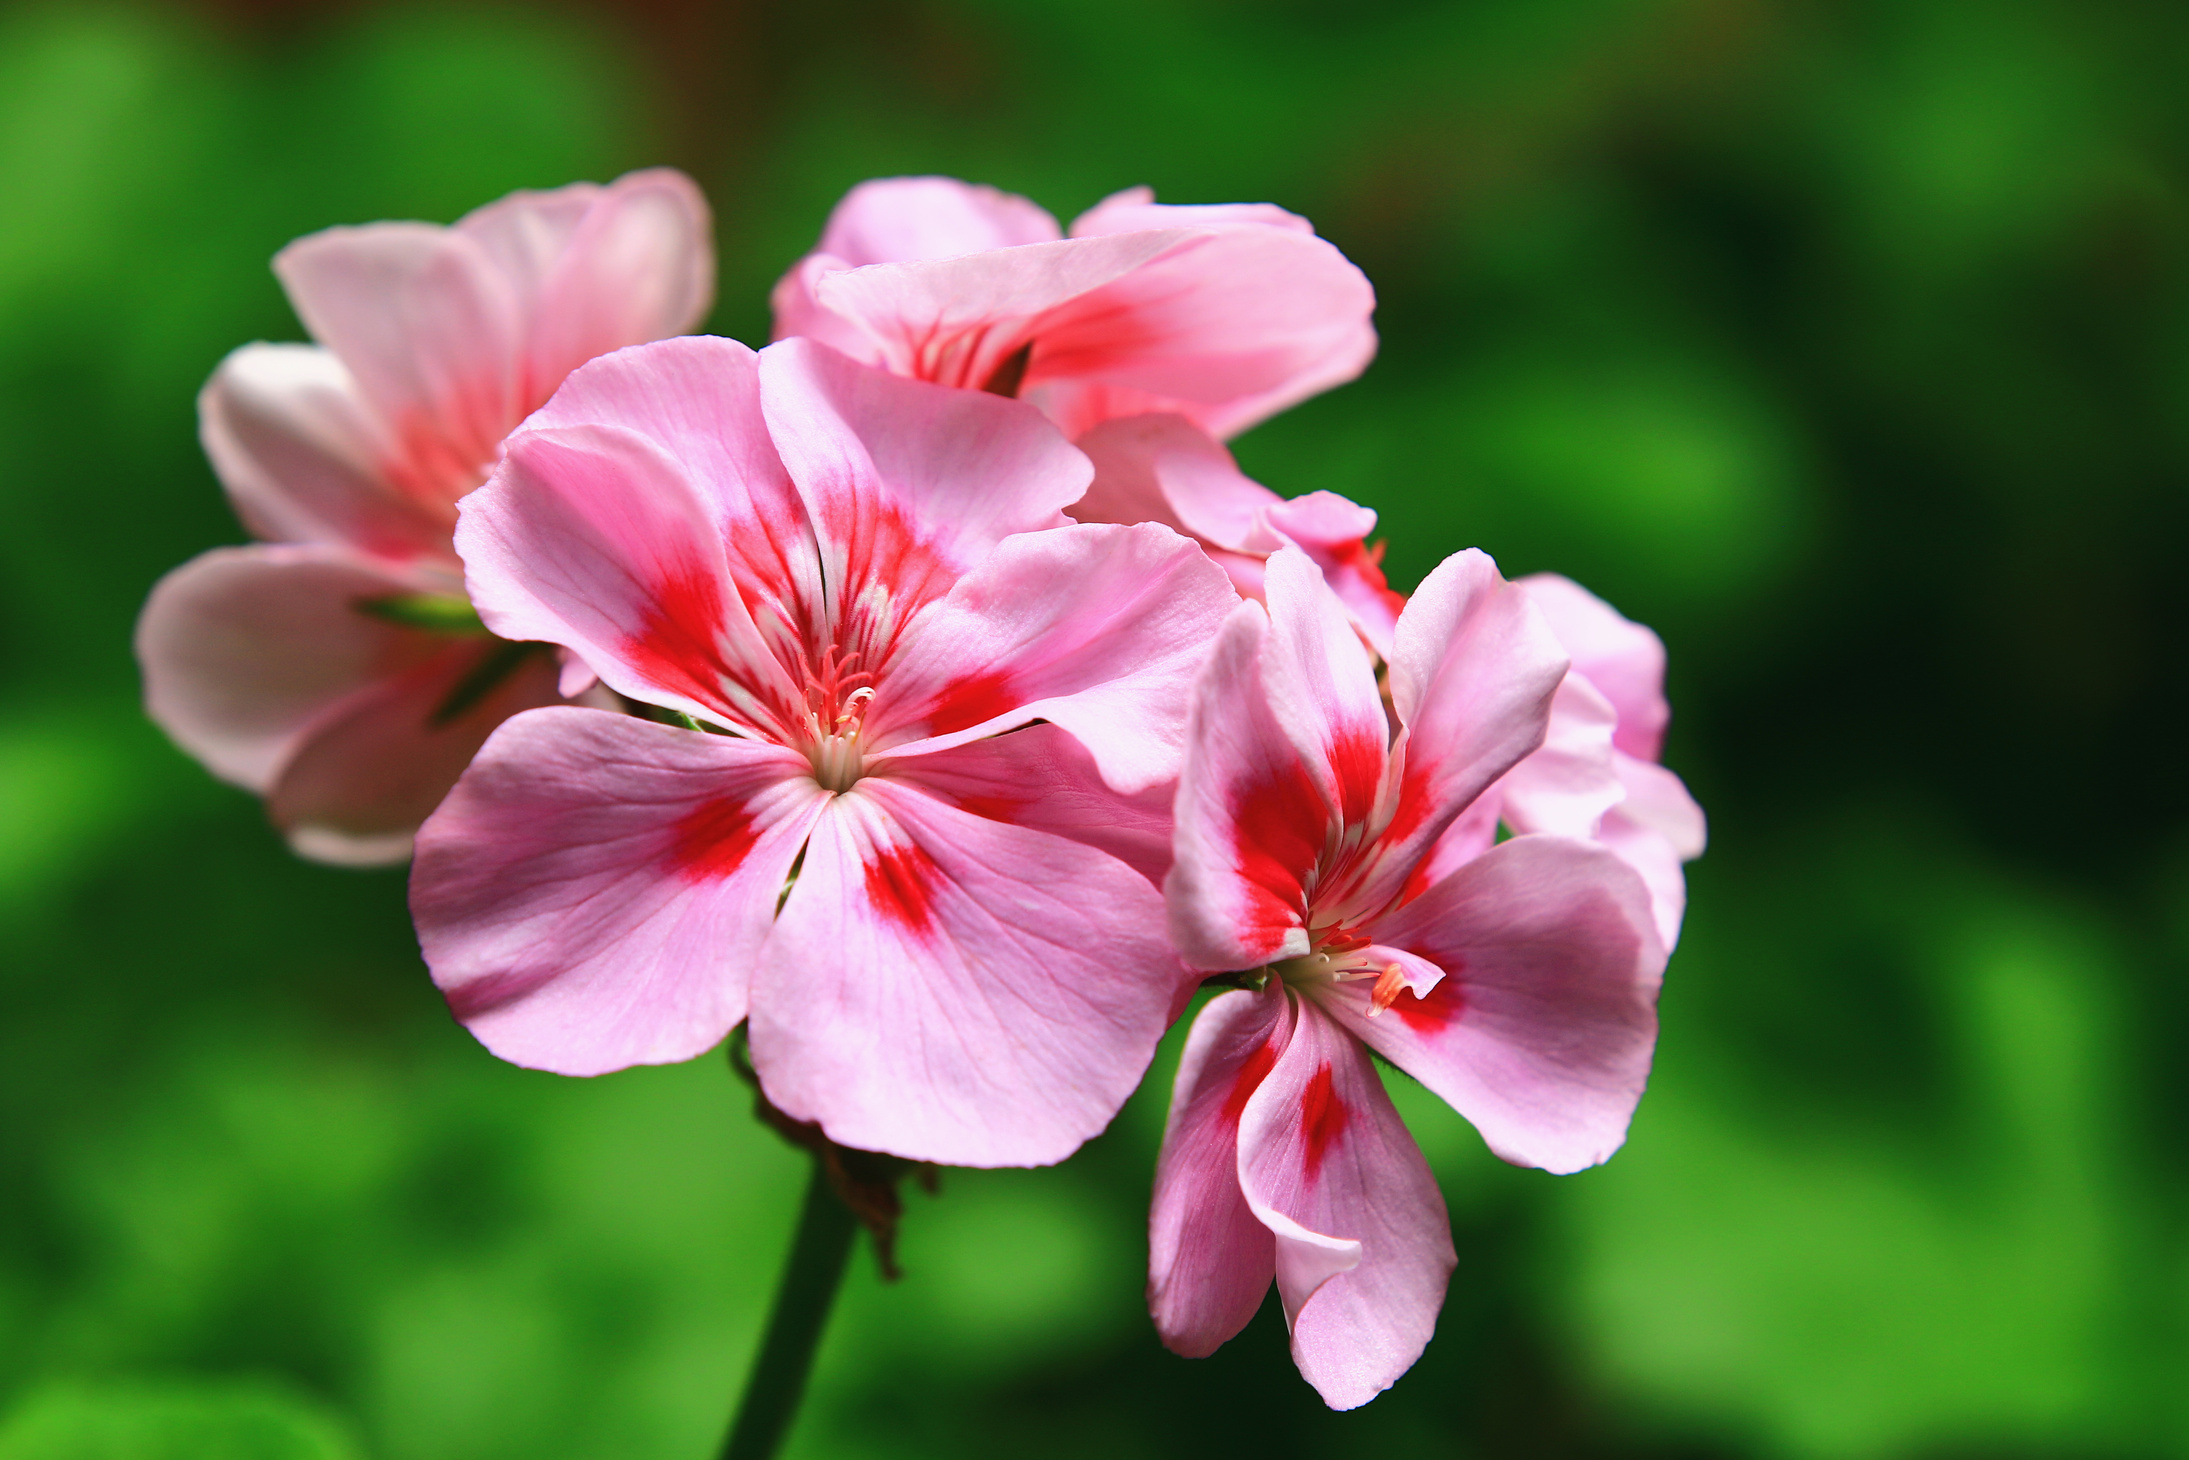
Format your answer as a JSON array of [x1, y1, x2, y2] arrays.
[[720, 1158, 858, 1460]]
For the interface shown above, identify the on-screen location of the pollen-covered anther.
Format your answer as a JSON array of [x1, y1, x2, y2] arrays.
[[1367, 963, 1407, 1017]]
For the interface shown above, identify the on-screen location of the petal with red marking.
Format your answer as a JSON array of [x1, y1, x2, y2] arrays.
[[806, 230, 1183, 393], [197, 345, 455, 563], [1236, 995, 1454, 1411], [516, 336, 816, 638], [1167, 602, 1323, 971], [758, 337, 1091, 632], [752, 777, 1177, 1167], [1372, 550, 1568, 890], [275, 221, 524, 501], [1338, 835, 1665, 1175], [411, 707, 824, 1076], [1021, 226, 1376, 440], [456, 419, 799, 737], [1149, 984, 1289, 1357], [869, 522, 1234, 792], [885, 722, 1176, 886]]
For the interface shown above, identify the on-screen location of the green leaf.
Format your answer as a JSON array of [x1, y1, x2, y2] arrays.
[[352, 592, 487, 635]]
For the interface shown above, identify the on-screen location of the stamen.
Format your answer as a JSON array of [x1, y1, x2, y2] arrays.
[[1367, 964, 1407, 1017]]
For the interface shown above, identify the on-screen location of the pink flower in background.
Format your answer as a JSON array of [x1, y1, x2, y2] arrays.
[[137, 169, 714, 862], [411, 335, 1235, 1167], [771, 175, 1376, 441], [1072, 411, 1405, 657], [1417, 575, 1708, 952], [1150, 548, 1665, 1409]]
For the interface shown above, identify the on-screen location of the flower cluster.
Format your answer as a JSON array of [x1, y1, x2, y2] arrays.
[[139, 169, 1703, 1408]]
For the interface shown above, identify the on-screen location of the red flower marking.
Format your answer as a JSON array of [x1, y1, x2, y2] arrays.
[[1393, 963, 1463, 1035], [623, 561, 738, 715], [1380, 764, 1434, 846], [1230, 755, 1325, 946], [952, 793, 1022, 824], [1322, 535, 1408, 620], [669, 798, 759, 882], [1300, 1062, 1348, 1179], [865, 842, 941, 934], [926, 669, 1019, 737], [1327, 723, 1383, 828], [1220, 1037, 1281, 1124]]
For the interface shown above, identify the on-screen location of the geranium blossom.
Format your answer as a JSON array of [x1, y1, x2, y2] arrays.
[[1420, 575, 1708, 952], [1150, 548, 1665, 1408], [410, 335, 1235, 1167], [1072, 411, 1405, 656], [771, 175, 1376, 440], [137, 169, 713, 862]]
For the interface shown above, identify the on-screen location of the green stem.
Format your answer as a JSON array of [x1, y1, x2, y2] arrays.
[[720, 1160, 858, 1460]]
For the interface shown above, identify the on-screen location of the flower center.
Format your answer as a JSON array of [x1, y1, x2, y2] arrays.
[[1269, 929, 1410, 1015], [799, 644, 877, 793]]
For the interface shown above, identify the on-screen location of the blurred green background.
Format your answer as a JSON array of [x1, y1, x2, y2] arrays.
[[3, 0, 2186, 1455]]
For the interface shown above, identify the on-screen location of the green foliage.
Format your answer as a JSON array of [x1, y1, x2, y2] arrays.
[[3, 0, 2187, 1457]]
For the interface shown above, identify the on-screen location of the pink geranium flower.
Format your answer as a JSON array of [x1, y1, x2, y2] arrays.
[[770, 176, 1376, 441], [1150, 548, 1666, 1409], [1420, 575, 1708, 952], [409, 335, 1235, 1168], [137, 169, 714, 862], [1071, 411, 1405, 657]]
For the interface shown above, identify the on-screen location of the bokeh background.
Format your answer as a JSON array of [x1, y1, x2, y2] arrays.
[[3, 0, 2186, 1455]]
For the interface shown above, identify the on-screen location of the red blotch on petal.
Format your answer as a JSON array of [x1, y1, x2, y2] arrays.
[[1220, 1038, 1281, 1124], [1328, 723, 1383, 829], [670, 797, 760, 881], [623, 562, 737, 714], [1324, 536, 1408, 620], [865, 842, 941, 934], [1230, 756, 1326, 946], [952, 793, 1023, 824], [926, 669, 1020, 738], [1300, 1062, 1349, 1179], [1393, 963, 1464, 1035], [1381, 765, 1434, 846]]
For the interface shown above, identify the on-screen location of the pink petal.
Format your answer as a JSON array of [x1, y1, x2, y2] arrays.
[[809, 230, 1185, 392], [1236, 995, 1454, 1411], [268, 632, 564, 864], [198, 344, 454, 563], [1339, 835, 1666, 1175], [1021, 226, 1376, 440], [751, 777, 1178, 1167], [1599, 753, 1707, 952], [1616, 751, 1707, 861], [411, 707, 826, 1075], [274, 220, 525, 506], [1262, 492, 1406, 661], [1489, 672, 1624, 840], [757, 338, 1091, 620], [1167, 551, 1387, 973], [1071, 412, 1281, 550], [869, 521, 1236, 794], [478, 168, 717, 407], [1374, 549, 1568, 884], [136, 543, 460, 792], [1168, 601, 1318, 970], [1515, 573, 1671, 761], [812, 176, 1061, 266], [1149, 984, 1289, 1358], [456, 413, 803, 740], [884, 721, 1177, 886], [513, 336, 816, 634], [1070, 187, 1319, 239]]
